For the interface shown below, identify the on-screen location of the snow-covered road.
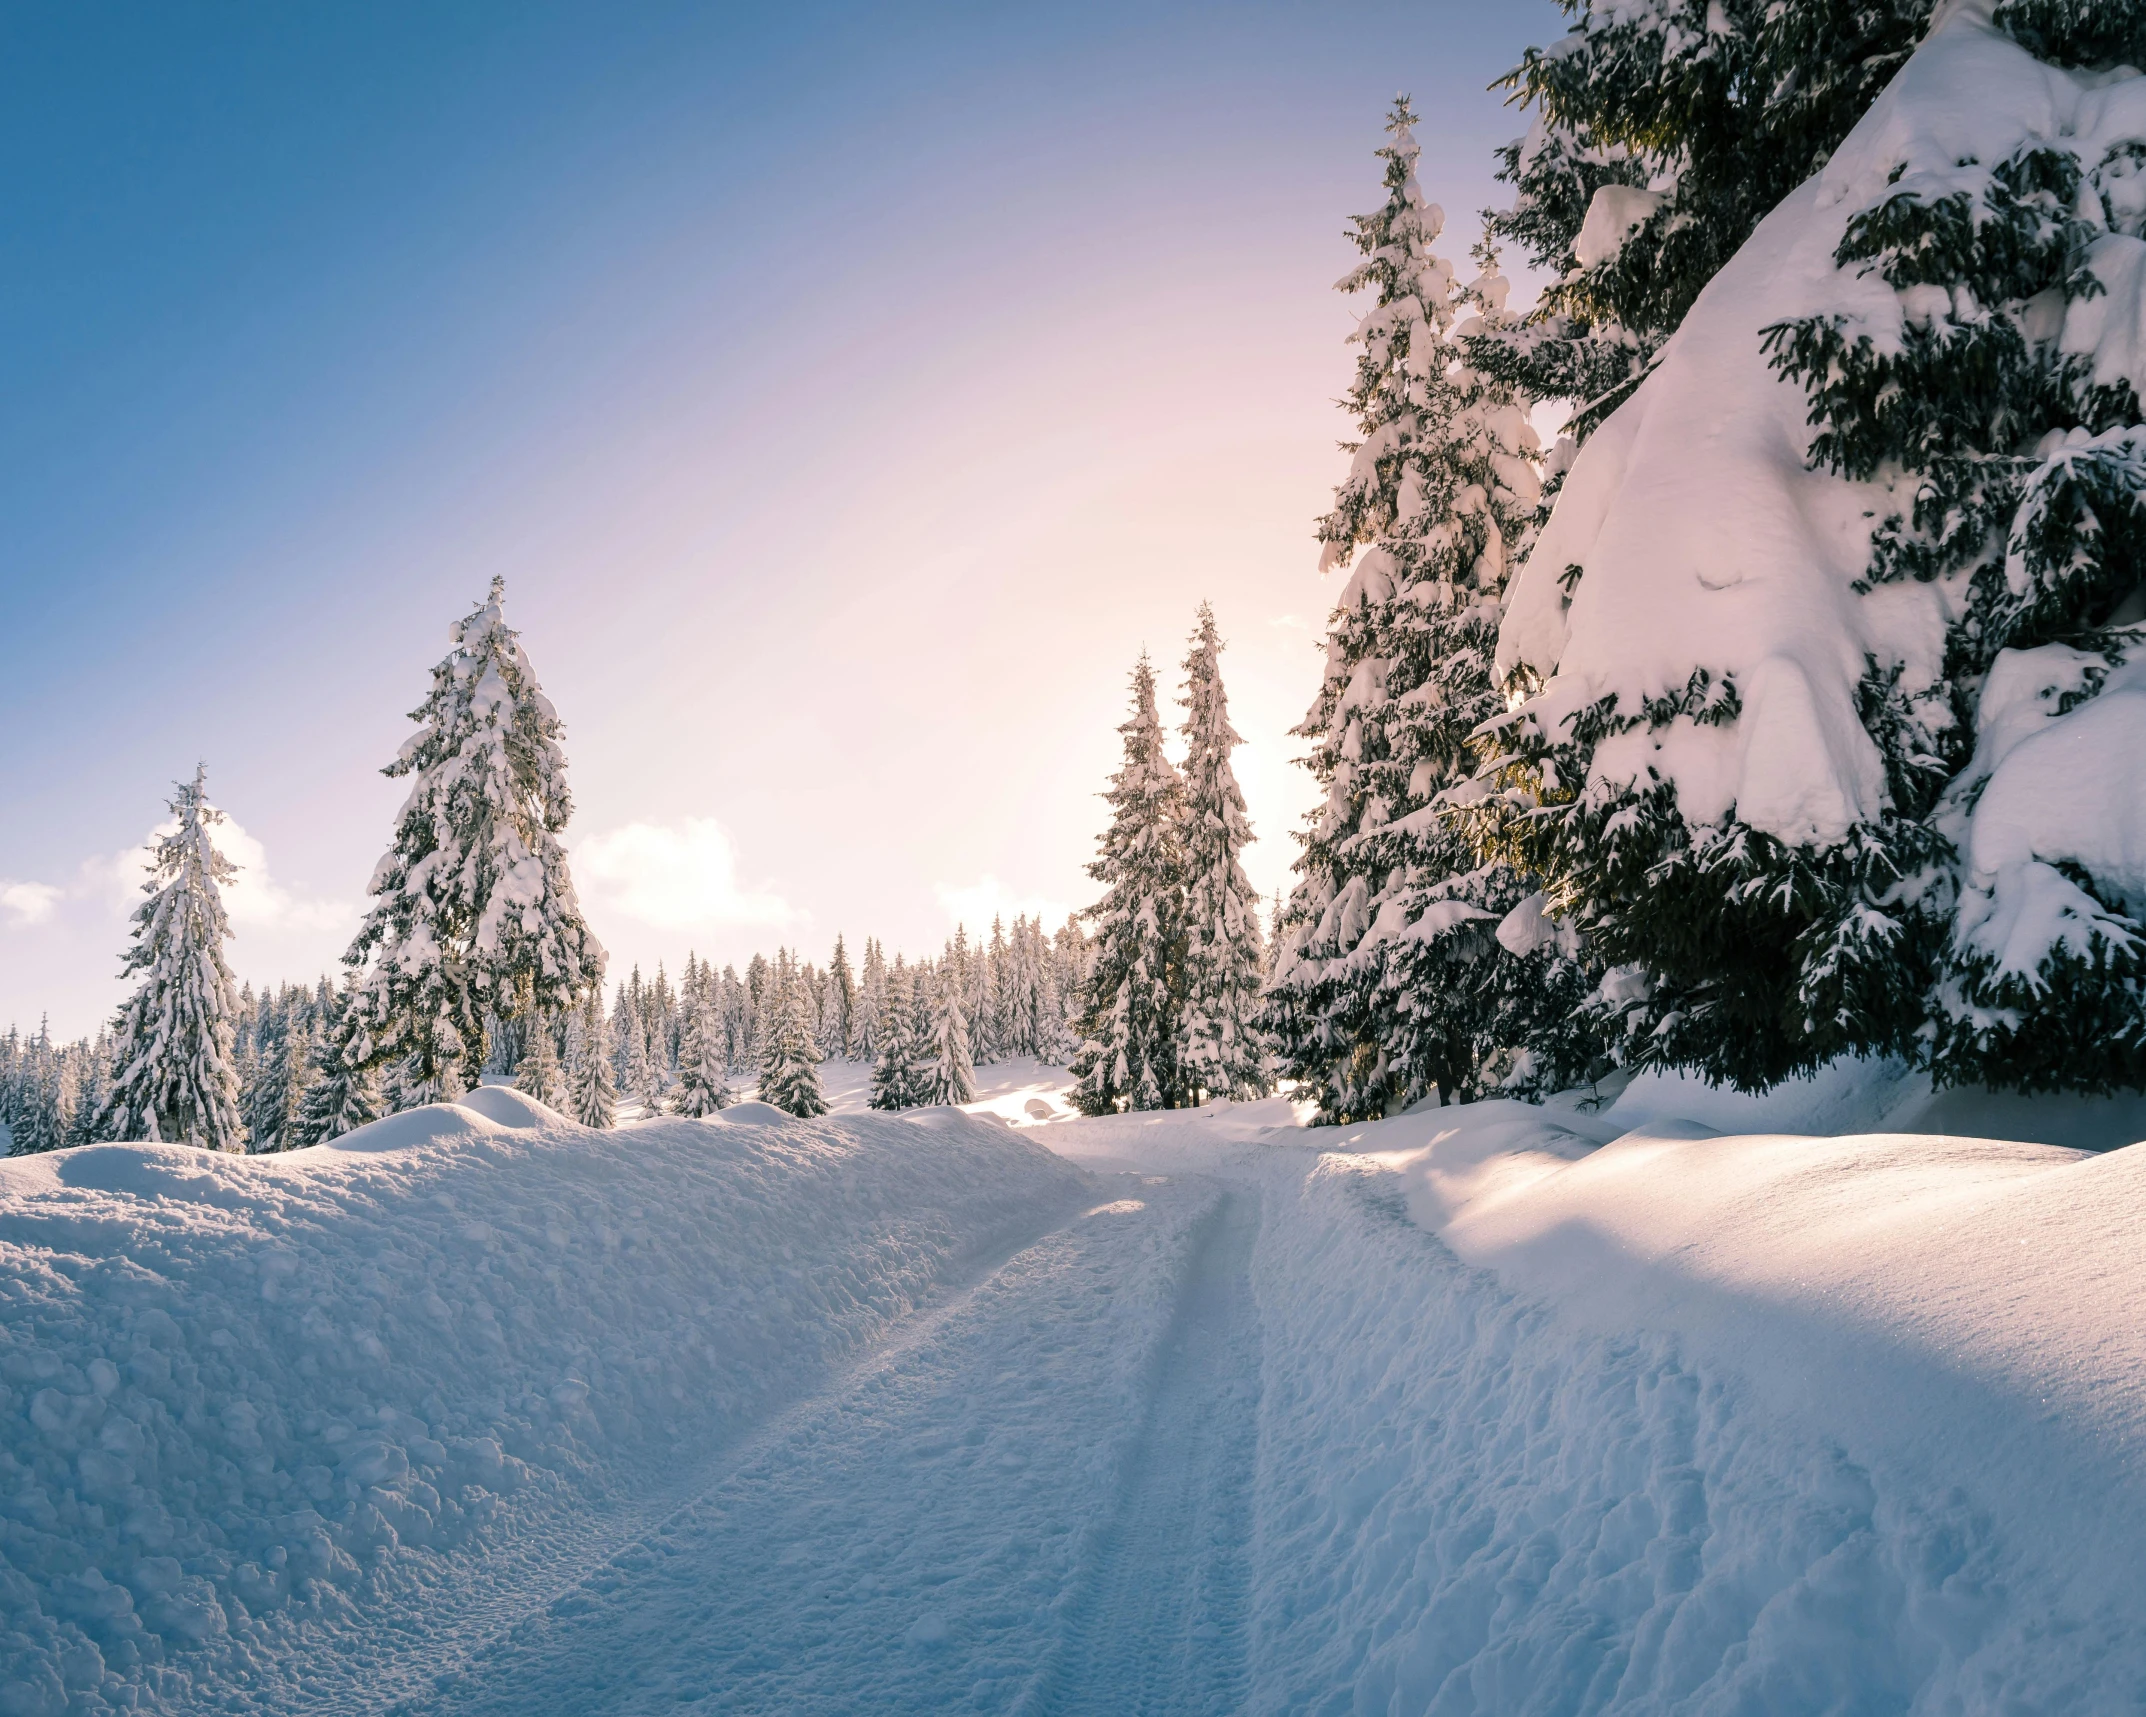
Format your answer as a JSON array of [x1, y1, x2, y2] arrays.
[[404, 1178, 1259, 1717]]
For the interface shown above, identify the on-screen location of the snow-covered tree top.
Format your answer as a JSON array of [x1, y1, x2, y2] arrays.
[[102, 765, 247, 1149], [345, 579, 605, 1085]]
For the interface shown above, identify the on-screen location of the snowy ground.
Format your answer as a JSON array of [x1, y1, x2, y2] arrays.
[[5, 1063, 2146, 1712]]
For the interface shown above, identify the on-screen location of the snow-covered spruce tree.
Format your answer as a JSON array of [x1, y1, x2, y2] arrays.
[[905, 962, 940, 1101], [1070, 656, 1186, 1114], [9, 1021, 62, 1156], [341, 578, 605, 1101], [854, 938, 885, 1061], [985, 918, 1014, 1064], [258, 1016, 313, 1153], [928, 954, 978, 1106], [868, 959, 920, 1110], [1488, 8, 2146, 1093], [1031, 922, 1075, 1064], [566, 994, 617, 1129], [295, 1027, 382, 1147], [99, 768, 247, 1150], [621, 1004, 668, 1116], [1052, 916, 1090, 1056], [66, 1035, 113, 1149], [823, 935, 856, 1060], [1268, 103, 1596, 1120], [514, 1012, 566, 1109], [759, 955, 829, 1118], [610, 976, 637, 1077], [1176, 604, 1271, 1103], [673, 982, 734, 1117], [1475, 1, 1939, 446]]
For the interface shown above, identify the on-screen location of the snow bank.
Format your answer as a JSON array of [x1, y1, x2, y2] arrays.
[[1235, 1104, 2146, 1711], [0, 1104, 1089, 1715]]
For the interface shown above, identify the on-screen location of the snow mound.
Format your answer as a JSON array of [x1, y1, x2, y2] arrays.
[[710, 1100, 788, 1126], [455, 1086, 566, 1130], [324, 1102, 507, 1153], [1240, 1106, 2146, 1709], [0, 1109, 1089, 1714], [1602, 1056, 2146, 1153]]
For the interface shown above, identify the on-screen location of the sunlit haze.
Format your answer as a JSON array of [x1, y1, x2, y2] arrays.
[[1, 1, 1549, 1037]]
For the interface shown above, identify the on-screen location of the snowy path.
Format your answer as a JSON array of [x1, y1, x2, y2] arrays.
[[1015, 1190, 1257, 1717], [16, 1090, 2146, 1713], [396, 1176, 1260, 1717]]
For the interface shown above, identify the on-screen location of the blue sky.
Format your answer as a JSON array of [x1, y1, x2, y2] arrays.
[[1, 1, 1554, 1038]]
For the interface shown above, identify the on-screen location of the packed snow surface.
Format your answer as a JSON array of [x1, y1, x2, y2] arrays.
[[5, 1067, 2146, 1712]]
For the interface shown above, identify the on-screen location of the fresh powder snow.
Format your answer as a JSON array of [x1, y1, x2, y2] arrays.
[[6, 1065, 2146, 1712]]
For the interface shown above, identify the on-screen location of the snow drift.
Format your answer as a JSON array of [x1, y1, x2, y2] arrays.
[[1263, 1115, 2146, 1711], [0, 1102, 1089, 1715], [1051, 1090, 2146, 1712]]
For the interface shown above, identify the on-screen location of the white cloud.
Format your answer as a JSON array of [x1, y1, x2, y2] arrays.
[[934, 875, 1074, 933], [211, 817, 357, 934], [573, 818, 800, 933], [86, 811, 354, 934], [0, 881, 62, 926]]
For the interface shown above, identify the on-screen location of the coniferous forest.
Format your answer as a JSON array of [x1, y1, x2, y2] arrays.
[[16, 7, 2146, 1713], [11, 1, 2146, 1144]]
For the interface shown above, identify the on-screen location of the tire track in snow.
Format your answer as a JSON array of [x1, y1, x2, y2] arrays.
[[1013, 1186, 1261, 1717], [395, 1178, 1229, 1715], [345, 1190, 1094, 1717]]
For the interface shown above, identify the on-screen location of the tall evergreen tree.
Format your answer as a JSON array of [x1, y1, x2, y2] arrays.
[[612, 974, 640, 1075], [67, 1034, 113, 1149], [1053, 916, 1091, 1058], [647, 961, 677, 1074], [1486, 5, 2146, 1094], [868, 957, 921, 1111], [617, 1000, 663, 1115], [293, 979, 380, 1145], [341, 578, 606, 1102], [1030, 919, 1075, 1064], [295, 1039, 381, 1146], [983, 917, 1014, 1065], [928, 953, 978, 1106], [853, 937, 886, 1062], [673, 974, 735, 1117], [759, 953, 829, 1118], [515, 1012, 567, 1109], [10, 1020, 62, 1156], [1176, 604, 1271, 1103], [744, 951, 770, 1060], [1070, 656, 1186, 1114], [566, 992, 617, 1129], [824, 934, 856, 1059], [99, 768, 247, 1150], [1270, 100, 1603, 1119], [253, 1014, 313, 1153], [906, 961, 938, 1097]]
